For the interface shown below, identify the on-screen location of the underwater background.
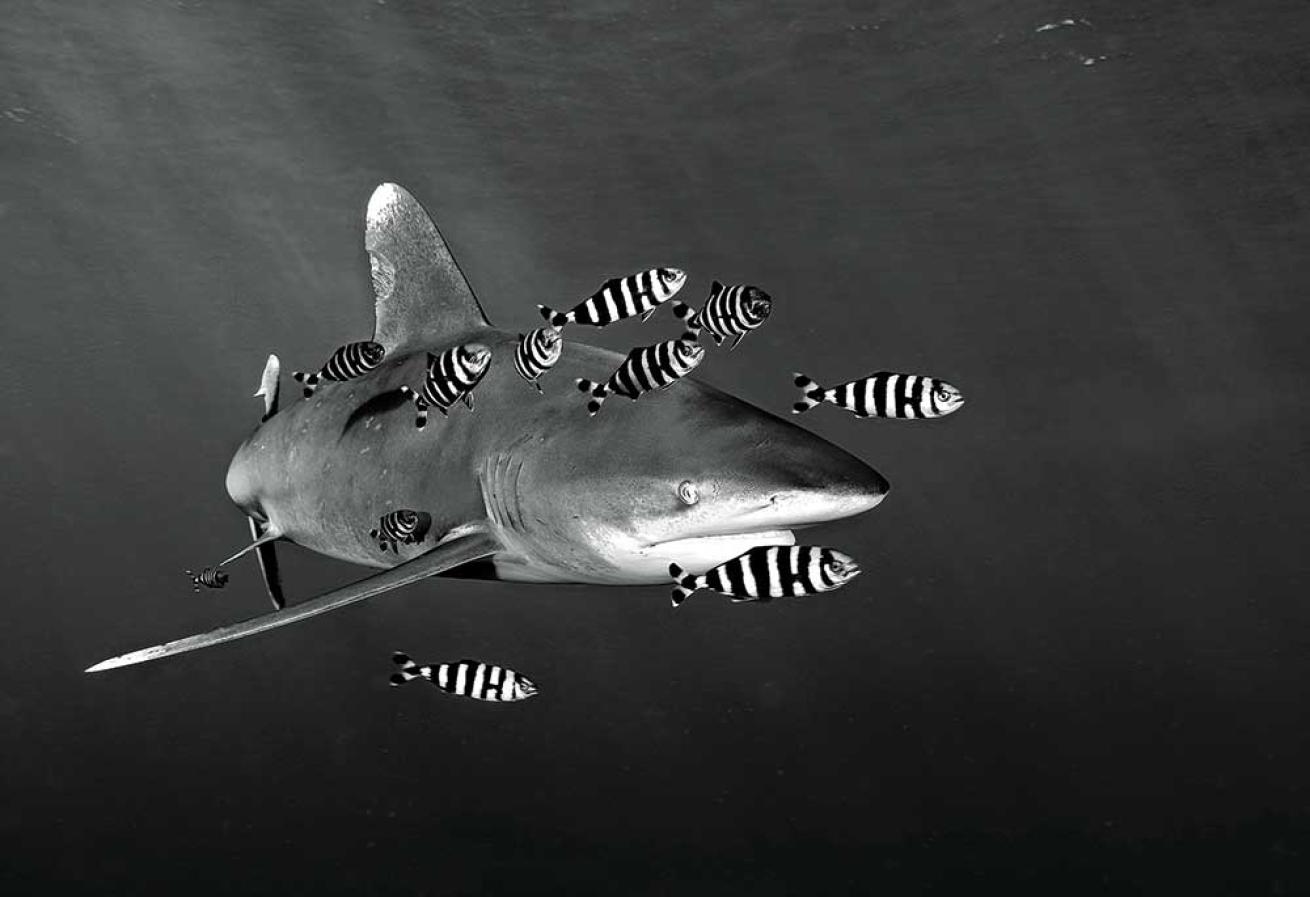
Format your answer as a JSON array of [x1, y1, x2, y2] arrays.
[[3, 0, 1309, 893]]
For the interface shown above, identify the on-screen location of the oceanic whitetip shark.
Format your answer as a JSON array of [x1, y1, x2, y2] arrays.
[[86, 183, 889, 673]]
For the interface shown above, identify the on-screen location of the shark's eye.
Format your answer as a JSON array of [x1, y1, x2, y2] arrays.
[[677, 480, 699, 505]]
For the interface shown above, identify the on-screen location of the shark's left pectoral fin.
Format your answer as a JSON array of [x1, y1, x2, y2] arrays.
[[85, 532, 501, 673]]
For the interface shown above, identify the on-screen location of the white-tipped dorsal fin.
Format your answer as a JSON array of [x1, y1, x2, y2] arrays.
[[253, 353, 280, 419], [365, 183, 491, 352]]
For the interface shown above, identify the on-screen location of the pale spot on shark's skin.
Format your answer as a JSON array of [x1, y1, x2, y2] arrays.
[[370, 251, 396, 302]]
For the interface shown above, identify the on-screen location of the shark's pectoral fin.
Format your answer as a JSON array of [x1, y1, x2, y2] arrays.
[[248, 517, 284, 610], [461, 391, 474, 411], [85, 532, 502, 673], [254, 354, 280, 421]]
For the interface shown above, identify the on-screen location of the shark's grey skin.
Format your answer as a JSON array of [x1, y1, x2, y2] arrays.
[[225, 329, 887, 584], [86, 183, 887, 672]]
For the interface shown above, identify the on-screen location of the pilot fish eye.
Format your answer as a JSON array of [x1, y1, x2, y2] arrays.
[[677, 481, 699, 505]]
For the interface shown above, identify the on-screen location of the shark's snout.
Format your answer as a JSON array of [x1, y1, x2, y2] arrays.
[[760, 432, 889, 528]]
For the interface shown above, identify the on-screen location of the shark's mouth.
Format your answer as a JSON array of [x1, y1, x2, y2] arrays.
[[641, 527, 797, 576]]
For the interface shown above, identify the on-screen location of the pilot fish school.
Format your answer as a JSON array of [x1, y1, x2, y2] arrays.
[[86, 183, 964, 697]]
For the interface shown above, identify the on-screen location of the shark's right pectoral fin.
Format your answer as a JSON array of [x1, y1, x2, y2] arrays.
[[249, 517, 284, 610], [253, 354, 280, 421], [85, 531, 501, 673]]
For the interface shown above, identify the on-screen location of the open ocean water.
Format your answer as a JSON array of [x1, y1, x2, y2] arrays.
[[3, 1, 1310, 893]]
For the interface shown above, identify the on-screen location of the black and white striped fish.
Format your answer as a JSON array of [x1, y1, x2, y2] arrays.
[[292, 341, 386, 397], [668, 546, 861, 608], [514, 327, 563, 393], [398, 343, 492, 427], [673, 281, 773, 350], [538, 267, 686, 329], [575, 339, 705, 416], [390, 652, 538, 702], [369, 509, 432, 553], [792, 371, 965, 419], [186, 566, 229, 592]]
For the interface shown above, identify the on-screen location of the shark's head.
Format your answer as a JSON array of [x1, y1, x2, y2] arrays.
[[492, 377, 889, 583]]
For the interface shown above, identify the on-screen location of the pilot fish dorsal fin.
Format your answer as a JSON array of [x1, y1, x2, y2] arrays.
[[364, 183, 491, 352]]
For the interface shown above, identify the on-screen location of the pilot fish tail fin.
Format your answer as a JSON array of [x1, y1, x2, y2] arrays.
[[669, 562, 699, 608], [389, 651, 433, 686], [398, 385, 430, 429], [291, 370, 321, 398], [672, 300, 701, 342], [792, 372, 825, 414], [576, 378, 609, 416], [538, 304, 570, 328]]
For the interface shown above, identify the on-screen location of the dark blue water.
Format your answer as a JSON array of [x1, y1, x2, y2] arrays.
[[4, 1, 1310, 893]]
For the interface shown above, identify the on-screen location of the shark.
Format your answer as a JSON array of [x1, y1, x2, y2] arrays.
[[86, 183, 889, 673]]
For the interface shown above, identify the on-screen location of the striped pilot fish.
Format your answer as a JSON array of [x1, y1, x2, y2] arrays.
[[369, 509, 432, 553], [390, 652, 539, 702], [186, 566, 229, 592], [673, 280, 773, 350], [292, 340, 386, 397], [792, 371, 965, 419], [575, 338, 705, 416], [669, 545, 861, 608], [514, 326, 563, 393], [538, 267, 687, 329], [398, 343, 492, 428]]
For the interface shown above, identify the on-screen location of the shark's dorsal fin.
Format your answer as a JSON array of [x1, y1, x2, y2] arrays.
[[365, 183, 491, 352]]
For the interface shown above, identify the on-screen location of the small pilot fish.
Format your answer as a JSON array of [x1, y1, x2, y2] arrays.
[[369, 509, 432, 553], [575, 338, 704, 416], [668, 545, 861, 608], [292, 341, 386, 397], [390, 652, 539, 702], [673, 281, 773, 350], [399, 343, 492, 428], [514, 327, 563, 393], [186, 566, 229, 592], [792, 371, 965, 419], [538, 267, 687, 329]]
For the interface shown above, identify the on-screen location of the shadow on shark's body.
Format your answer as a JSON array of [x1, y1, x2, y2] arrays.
[[86, 184, 888, 672]]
